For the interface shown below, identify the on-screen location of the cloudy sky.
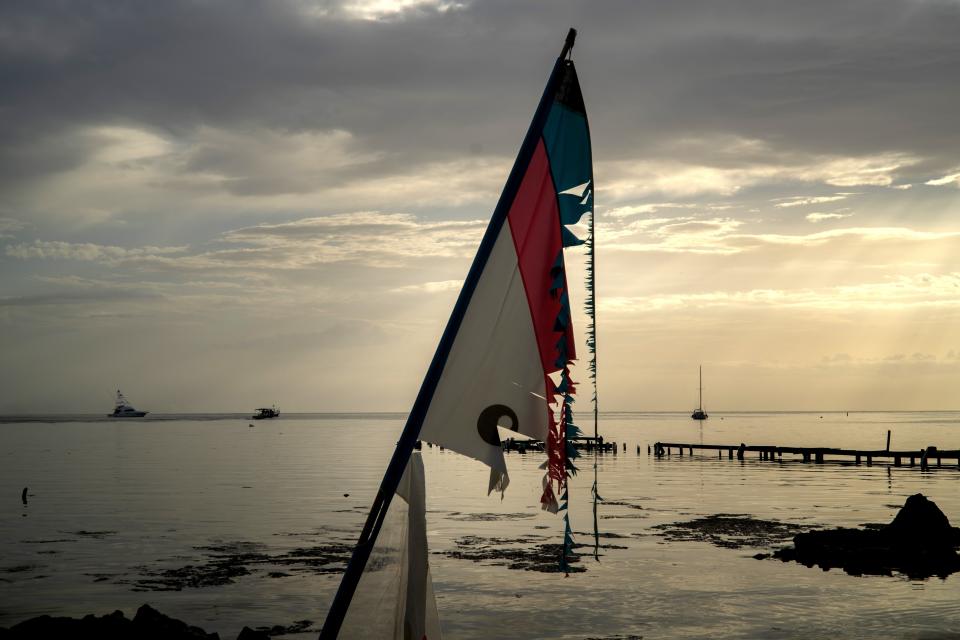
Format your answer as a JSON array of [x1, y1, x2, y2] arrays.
[[2, 0, 959, 413]]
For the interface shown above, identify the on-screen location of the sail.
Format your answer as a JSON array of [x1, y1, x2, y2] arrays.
[[339, 453, 440, 639], [320, 31, 592, 638], [417, 57, 593, 497]]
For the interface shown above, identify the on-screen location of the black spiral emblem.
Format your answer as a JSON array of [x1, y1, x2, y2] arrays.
[[477, 404, 519, 446]]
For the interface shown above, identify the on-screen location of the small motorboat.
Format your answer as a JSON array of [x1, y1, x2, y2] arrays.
[[252, 405, 280, 420]]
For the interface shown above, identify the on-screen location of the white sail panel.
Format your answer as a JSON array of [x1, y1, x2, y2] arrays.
[[418, 223, 549, 493], [339, 453, 441, 639]]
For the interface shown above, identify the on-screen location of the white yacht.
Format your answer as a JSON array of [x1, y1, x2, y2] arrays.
[[109, 390, 148, 418]]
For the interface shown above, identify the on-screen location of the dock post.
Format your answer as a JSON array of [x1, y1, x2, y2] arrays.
[[718, 449, 722, 459], [802, 451, 810, 463], [678, 446, 682, 457], [909, 456, 915, 467], [866, 455, 872, 466], [728, 448, 733, 459], [855, 454, 861, 465], [894, 456, 901, 467], [736, 443, 745, 460], [815, 451, 824, 464], [886, 430, 891, 451]]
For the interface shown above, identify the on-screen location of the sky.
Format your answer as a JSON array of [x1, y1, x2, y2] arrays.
[[1, 0, 959, 413]]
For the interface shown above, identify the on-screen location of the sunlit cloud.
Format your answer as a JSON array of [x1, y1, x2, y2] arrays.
[[6, 240, 188, 262], [601, 272, 960, 313], [738, 227, 960, 248], [805, 212, 854, 223], [0, 217, 28, 238], [819, 351, 957, 368], [774, 194, 852, 208], [391, 280, 463, 294], [600, 149, 916, 202], [220, 212, 486, 266], [604, 203, 694, 218], [609, 217, 745, 254], [90, 126, 173, 164], [10, 123, 515, 230], [925, 172, 960, 187], [606, 220, 960, 254], [340, 0, 465, 20]]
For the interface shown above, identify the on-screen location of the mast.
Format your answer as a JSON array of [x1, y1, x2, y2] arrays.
[[699, 365, 702, 411], [319, 29, 579, 639]]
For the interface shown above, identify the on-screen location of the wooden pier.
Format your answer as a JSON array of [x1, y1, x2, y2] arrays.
[[652, 442, 960, 470], [503, 436, 618, 453]]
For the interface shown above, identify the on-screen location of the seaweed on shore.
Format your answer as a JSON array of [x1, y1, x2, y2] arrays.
[[122, 539, 355, 592], [253, 619, 316, 636], [445, 511, 538, 521], [437, 534, 627, 573], [653, 514, 813, 549]]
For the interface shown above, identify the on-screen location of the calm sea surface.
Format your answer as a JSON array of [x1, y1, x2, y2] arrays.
[[2, 412, 960, 638]]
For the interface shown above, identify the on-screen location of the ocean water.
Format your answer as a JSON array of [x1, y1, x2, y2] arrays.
[[1, 411, 959, 638]]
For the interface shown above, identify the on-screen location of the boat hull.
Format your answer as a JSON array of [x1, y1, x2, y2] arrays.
[[108, 412, 148, 418]]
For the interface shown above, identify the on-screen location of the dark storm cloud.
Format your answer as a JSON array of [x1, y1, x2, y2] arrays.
[[2, 0, 959, 193]]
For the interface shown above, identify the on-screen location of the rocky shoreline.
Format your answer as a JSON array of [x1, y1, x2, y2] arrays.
[[0, 604, 313, 640]]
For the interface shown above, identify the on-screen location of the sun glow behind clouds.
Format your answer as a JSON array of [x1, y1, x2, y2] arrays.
[[341, 0, 464, 20]]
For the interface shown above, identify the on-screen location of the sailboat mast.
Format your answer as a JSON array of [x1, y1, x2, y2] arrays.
[[699, 365, 702, 410]]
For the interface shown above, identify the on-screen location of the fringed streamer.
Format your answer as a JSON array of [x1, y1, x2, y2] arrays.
[[584, 193, 601, 561], [539, 243, 578, 573], [540, 180, 598, 573]]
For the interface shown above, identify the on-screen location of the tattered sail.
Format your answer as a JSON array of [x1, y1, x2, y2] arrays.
[[418, 52, 593, 503]]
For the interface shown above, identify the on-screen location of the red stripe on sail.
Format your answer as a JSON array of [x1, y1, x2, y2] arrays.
[[506, 139, 576, 376]]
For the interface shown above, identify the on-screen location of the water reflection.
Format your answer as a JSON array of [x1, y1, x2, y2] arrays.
[[0, 413, 958, 638]]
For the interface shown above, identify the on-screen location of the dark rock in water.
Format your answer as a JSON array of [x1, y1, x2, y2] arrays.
[[236, 627, 270, 640], [0, 605, 219, 639], [132, 604, 219, 639], [774, 493, 960, 578], [886, 493, 958, 545]]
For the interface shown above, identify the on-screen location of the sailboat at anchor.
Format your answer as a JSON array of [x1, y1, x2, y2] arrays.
[[691, 365, 708, 420]]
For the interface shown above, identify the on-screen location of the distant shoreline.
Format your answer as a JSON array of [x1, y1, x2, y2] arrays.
[[2, 409, 960, 424]]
